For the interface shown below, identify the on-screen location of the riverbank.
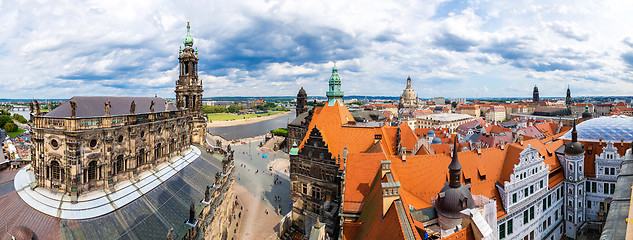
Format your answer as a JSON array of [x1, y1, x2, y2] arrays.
[[207, 111, 292, 128]]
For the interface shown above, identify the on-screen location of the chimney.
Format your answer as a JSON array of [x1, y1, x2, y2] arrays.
[[381, 181, 401, 217], [621, 137, 624, 147], [499, 139, 505, 150], [476, 142, 482, 156], [599, 136, 603, 146], [519, 135, 524, 146], [381, 160, 391, 178]]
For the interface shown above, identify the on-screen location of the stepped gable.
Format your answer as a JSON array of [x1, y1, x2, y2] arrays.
[[298, 103, 378, 167]]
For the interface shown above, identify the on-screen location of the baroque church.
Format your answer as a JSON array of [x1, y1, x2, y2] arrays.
[[29, 21, 207, 198]]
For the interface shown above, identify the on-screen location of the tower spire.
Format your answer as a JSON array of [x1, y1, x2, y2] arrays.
[[448, 135, 462, 188], [571, 118, 578, 143], [183, 21, 194, 48]]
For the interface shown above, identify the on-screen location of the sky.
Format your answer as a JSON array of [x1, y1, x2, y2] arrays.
[[1, 0, 633, 99]]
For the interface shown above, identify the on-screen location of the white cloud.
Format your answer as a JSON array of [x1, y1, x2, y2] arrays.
[[0, 0, 632, 99]]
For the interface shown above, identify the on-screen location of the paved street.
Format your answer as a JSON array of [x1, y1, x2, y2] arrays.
[[207, 134, 291, 240]]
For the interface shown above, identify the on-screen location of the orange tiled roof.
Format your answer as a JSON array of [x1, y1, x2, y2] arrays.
[[343, 153, 384, 213]]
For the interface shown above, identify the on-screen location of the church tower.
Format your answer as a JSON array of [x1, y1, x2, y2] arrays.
[[563, 120, 586, 239], [325, 64, 344, 106], [296, 86, 308, 117], [533, 85, 540, 102], [566, 86, 572, 108], [175, 22, 206, 144], [176, 21, 203, 117]]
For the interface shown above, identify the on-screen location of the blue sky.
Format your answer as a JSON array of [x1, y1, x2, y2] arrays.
[[1, 0, 633, 99]]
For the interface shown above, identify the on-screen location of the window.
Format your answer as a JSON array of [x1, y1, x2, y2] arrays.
[[302, 184, 307, 194], [548, 195, 551, 208], [89, 139, 97, 148], [588, 200, 592, 209], [51, 139, 59, 148], [604, 183, 609, 194], [611, 183, 616, 194], [524, 210, 529, 224], [555, 210, 558, 220], [525, 188, 528, 197], [530, 206, 534, 220], [507, 219, 513, 235], [530, 185, 534, 194], [542, 221, 546, 232], [51, 161, 60, 180], [543, 198, 547, 211], [540, 180, 543, 189], [586, 182, 590, 191], [88, 161, 98, 180], [592, 182, 597, 193], [512, 193, 517, 204], [500, 222, 506, 239]]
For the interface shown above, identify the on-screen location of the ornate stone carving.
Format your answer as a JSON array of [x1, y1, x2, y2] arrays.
[[150, 101, 155, 113], [35, 100, 41, 115], [104, 101, 111, 117], [69, 101, 76, 118], [130, 101, 136, 114]]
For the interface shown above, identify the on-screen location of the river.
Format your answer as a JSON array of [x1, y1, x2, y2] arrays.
[[8, 109, 30, 121], [208, 111, 296, 140]]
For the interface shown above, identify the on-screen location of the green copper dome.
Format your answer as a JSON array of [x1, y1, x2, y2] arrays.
[[183, 21, 194, 48], [289, 142, 299, 156]]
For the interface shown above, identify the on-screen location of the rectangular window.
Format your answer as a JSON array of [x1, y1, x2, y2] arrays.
[[611, 183, 616, 194], [586, 181, 590, 191], [555, 210, 558, 220], [508, 219, 513, 235], [548, 195, 551, 208], [588, 200, 592, 209], [513, 193, 517, 204], [592, 182, 597, 193], [530, 185, 534, 194], [543, 198, 547, 211], [530, 206, 534, 220], [604, 183, 609, 194], [542, 221, 546, 232], [525, 188, 528, 197], [524, 210, 529, 224], [540, 180, 543, 189], [500, 222, 506, 239]]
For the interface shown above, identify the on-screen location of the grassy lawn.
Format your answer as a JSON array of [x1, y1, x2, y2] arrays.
[[207, 111, 284, 122], [7, 128, 26, 138]]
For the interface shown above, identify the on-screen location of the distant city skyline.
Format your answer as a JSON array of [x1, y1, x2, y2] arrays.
[[2, 1, 633, 99]]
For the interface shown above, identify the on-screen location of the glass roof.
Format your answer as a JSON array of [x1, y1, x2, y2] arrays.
[[560, 115, 633, 142]]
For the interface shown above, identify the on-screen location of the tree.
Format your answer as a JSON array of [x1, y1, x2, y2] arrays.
[[0, 109, 10, 115], [11, 113, 27, 123], [0, 115, 11, 128], [270, 128, 288, 137], [3, 122, 17, 133], [201, 105, 226, 114], [451, 102, 458, 108]]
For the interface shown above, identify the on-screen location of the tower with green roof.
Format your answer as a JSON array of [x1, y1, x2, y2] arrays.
[[175, 21, 206, 145], [326, 64, 344, 106]]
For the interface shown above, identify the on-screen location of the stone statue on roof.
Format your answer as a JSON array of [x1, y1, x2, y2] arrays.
[[29, 101, 34, 114], [104, 101, 111, 117], [34, 100, 41, 115], [204, 185, 210, 202], [188, 203, 196, 224], [166, 228, 174, 240], [130, 101, 136, 114], [69, 101, 76, 118], [165, 101, 170, 112], [150, 101, 155, 113]]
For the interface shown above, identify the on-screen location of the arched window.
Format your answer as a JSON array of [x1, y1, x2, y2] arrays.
[[51, 161, 61, 180], [116, 155, 124, 174], [138, 149, 146, 166], [88, 161, 98, 181]]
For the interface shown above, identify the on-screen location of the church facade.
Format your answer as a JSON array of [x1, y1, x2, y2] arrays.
[[29, 22, 207, 198]]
